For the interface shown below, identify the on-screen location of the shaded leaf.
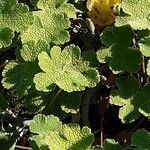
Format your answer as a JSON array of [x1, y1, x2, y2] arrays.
[[131, 129, 150, 149], [100, 26, 142, 73], [2, 61, 39, 95]]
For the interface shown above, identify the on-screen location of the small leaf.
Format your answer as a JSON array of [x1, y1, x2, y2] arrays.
[[96, 47, 111, 63], [0, 133, 15, 150], [0, 27, 14, 49], [103, 139, 123, 150], [131, 129, 150, 149], [139, 36, 150, 57], [132, 84, 150, 117]]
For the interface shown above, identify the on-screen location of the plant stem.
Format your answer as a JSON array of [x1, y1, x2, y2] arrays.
[[15, 145, 32, 150], [0, 60, 9, 69], [100, 117, 103, 147]]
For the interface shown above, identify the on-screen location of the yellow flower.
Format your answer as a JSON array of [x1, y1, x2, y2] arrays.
[[87, 0, 121, 26]]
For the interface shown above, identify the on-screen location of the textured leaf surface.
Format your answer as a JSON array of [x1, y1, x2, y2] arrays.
[[20, 40, 49, 62], [110, 75, 141, 123], [0, 27, 14, 48], [99, 25, 142, 73], [30, 114, 62, 134], [115, 0, 150, 30], [30, 114, 94, 150], [131, 129, 150, 149], [21, 0, 76, 45], [25, 92, 46, 114], [103, 139, 123, 150], [132, 84, 150, 117], [96, 47, 111, 63], [139, 36, 150, 57], [0, 0, 33, 33], [34, 45, 100, 92], [111, 75, 150, 123], [2, 61, 39, 95]]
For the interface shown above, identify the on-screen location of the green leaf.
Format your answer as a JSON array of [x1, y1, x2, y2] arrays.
[[110, 75, 141, 123], [96, 47, 111, 63], [111, 75, 150, 123], [115, 0, 150, 30], [30, 114, 94, 150], [21, 0, 76, 45], [131, 129, 150, 149], [90, 145, 102, 150], [82, 51, 100, 68], [0, 0, 33, 33], [103, 139, 123, 150], [24, 92, 46, 114], [0, 133, 15, 150], [34, 45, 100, 92], [100, 25, 142, 73], [43, 90, 81, 116], [137, 29, 150, 39], [60, 92, 81, 114], [147, 60, 150, 76], [2, 61, 39, 95], [0, 27, 14, 49], [30, 114, 62, 134], [139, 37, 150, 57], [132, 84, 150, 117], [20, 40, 49, 62]]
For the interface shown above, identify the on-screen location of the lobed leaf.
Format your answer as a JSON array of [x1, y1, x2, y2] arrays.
[[115, 0, 150, 30], [34, 44, 100, 92], [0, 27, 14, 49], [131, 129, 150, 149], [110, 75, 150, 123], [98, 25, 142, 73], [21, 0, 76, 45], [0, 0, 33, 33], [2, 61, 39, 95], [20, 40, 49, 62], [30, 114, 94, 150]]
